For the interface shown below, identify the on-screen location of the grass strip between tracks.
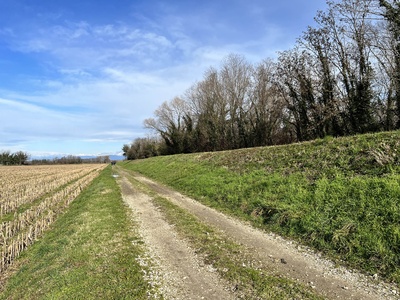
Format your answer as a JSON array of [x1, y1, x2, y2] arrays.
[[125, 174, 323, 300]]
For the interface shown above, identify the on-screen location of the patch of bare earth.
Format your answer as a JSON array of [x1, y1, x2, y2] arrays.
[[117, 169, 399, 300]]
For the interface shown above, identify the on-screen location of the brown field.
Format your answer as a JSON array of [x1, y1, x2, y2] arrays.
[[0, 164, 107, 273]]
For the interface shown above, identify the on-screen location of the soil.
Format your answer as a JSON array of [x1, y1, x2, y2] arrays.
[[116, 167, 399, 300]]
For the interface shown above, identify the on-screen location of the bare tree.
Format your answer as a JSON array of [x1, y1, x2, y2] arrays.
[[275, 47, 317, 141], [219, 54, 253, 148], [184, 68, 228, 151], [301, 26, 345, 137], [248, 59, 285, 145], [144, 97, 192, 154], [140, 2, 400, 155], [379, 0, 400, 127], [315, 0, 377, 133], [368, 18, 398, 129]]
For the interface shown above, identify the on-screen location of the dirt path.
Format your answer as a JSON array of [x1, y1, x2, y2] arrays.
[[117, 175, 234, 299], [117, 168, 399, 300]]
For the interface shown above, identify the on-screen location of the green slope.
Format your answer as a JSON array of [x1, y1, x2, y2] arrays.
[[121, 131, 400, 285]]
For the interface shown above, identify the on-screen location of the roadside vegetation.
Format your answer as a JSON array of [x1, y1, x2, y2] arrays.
[[0, 166, 155, 299], [121, 130, 400, 285], [124, 175, 323, 299]]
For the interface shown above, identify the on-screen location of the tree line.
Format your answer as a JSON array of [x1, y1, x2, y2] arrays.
[[0, 151, 30, 165], [0, 151, 111, 166], [30, 155, 111, 165], [123, 0, 400, 159]]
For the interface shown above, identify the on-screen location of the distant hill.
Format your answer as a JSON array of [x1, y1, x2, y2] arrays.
[[80, 155, 125, 161], [109, 155, 125, 161]]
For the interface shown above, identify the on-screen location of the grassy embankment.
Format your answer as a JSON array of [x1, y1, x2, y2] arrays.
[[123, 172, 323, 299], [0, 166, 156, 300], [121, 131, 400, 285]]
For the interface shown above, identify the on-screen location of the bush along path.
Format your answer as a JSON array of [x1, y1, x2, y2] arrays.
[[117, 165, 399, 300]]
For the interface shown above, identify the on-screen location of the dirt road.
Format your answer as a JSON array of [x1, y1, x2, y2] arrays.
[[116, 167, 399, 300]]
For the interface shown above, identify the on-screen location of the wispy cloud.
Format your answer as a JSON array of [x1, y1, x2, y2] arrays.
[[0, 0, 328, 155]]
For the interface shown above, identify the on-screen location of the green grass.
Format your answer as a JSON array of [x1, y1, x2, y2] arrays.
[[0, 166, 156, 300], [120, 130, 400, 285], [124, 175, 323, 300]]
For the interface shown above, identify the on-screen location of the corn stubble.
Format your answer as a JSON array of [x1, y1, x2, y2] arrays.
[[0, 164, 106, 272]]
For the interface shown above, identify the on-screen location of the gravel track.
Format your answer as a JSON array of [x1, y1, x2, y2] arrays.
[[117, 168, 399, 300], [118, 175, 234, 299]]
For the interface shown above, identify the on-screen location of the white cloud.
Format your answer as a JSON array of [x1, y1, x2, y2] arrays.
[[4, 21, 177, 72], [0, 0, 329, 155], [52, 21, 90, 40], [0, 61, 196, 150]]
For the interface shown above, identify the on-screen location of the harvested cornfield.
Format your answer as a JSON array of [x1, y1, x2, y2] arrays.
[[0, 164, 106, 272]]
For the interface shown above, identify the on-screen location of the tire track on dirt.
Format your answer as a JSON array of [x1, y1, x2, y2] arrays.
[[120, 169, 399, 300], [117, 174, 234, 300]]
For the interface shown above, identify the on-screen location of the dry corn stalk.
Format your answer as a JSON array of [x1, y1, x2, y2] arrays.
[[0, 164, 106, 273]]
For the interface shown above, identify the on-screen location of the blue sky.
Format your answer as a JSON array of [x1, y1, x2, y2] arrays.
[[0, 0, 328, 158]]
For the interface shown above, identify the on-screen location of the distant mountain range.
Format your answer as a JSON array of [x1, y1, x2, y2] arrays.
[[81, 155, 125, 161]]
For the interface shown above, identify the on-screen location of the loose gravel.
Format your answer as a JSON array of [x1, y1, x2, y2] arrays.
[[118, 176, 234, 299], [117, 168, 399, 299]]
